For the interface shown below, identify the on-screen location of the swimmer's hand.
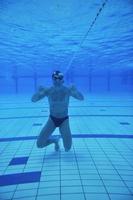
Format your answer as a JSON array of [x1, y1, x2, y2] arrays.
[[69, 85, 77, 92], [38, 86, 47, 95], [31, 86, 47, 102], [69, 85, 84, 100]]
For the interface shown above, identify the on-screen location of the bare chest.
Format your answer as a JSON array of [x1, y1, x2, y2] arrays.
[[49, 89, 68, 102]]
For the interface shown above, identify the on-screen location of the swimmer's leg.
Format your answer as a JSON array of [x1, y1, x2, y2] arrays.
[[59, 119, 72, 152], [37, 117, 59, 150]]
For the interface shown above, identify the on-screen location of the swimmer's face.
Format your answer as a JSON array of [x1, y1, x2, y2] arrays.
[[52, 77, 64, 86]]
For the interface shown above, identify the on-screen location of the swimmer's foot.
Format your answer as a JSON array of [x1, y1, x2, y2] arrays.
[[54, 138, 60, 151]]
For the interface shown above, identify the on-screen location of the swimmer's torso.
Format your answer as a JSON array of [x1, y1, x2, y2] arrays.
[[46, 86, 70, 118]]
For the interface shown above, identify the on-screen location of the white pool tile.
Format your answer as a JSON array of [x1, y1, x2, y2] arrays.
[[0, 95, 133, 200]]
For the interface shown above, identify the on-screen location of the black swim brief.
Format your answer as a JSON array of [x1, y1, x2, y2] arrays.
[[50, 115, 69, 127]]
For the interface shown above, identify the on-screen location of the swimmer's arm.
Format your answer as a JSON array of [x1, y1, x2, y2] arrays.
[[69, 86, 84, 100], [31, 86, 48, 102]]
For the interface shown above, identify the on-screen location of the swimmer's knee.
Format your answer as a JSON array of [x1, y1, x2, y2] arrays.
[[36, 142, 43, 148], [65, 148, 71, 152], [65, 143, 72, 152], [36, 140, 46, 148]]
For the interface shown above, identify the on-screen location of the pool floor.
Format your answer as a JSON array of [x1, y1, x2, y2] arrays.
[[0, 94, 133, 200]]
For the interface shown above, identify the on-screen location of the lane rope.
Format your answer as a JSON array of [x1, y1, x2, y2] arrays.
[[65, 0, 108, 74]]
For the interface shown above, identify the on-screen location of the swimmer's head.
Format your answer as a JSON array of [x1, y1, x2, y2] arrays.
[[52, 70, 64, 86], [52, 70, 64, 80]]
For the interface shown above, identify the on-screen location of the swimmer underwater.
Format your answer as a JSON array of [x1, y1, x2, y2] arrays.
[[31, 70, 84, 152]]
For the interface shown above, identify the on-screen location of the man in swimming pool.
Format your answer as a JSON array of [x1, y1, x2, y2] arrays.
[[31, 70, 84, 152]]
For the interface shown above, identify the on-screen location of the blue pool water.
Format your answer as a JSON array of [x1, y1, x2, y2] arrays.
[[0, 1, 133, 200]]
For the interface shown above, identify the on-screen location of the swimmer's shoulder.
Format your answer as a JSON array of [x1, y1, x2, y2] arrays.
[[47, 85, 69, 94], [46, 86, 60, 96], [46, 86, 53, 94], [63, 85, 71, 94]]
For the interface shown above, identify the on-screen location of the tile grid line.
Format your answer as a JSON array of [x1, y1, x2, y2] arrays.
[[1, 140, 25, 198], [95, 138, 133, 196], [83, 138, 112, 200], [2, 141, 25, 176], [0, 121, 12, 142], [0, 140, 132, 198], [119, 139, 133, 153], [10, 117, 31, 140], [108, 138, 133, 194], [109, 139, 133, 168], [0, 140, 13, 156], [1, 134, 133, 143], [0, 115, 29, 141], [0, 105, 133, 110], [0, 114, 133, 120], [11, 140, 37, 200], [72, 143, 87, 200], [59, 147, 61, 200], [34, 147, 47, 200]]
